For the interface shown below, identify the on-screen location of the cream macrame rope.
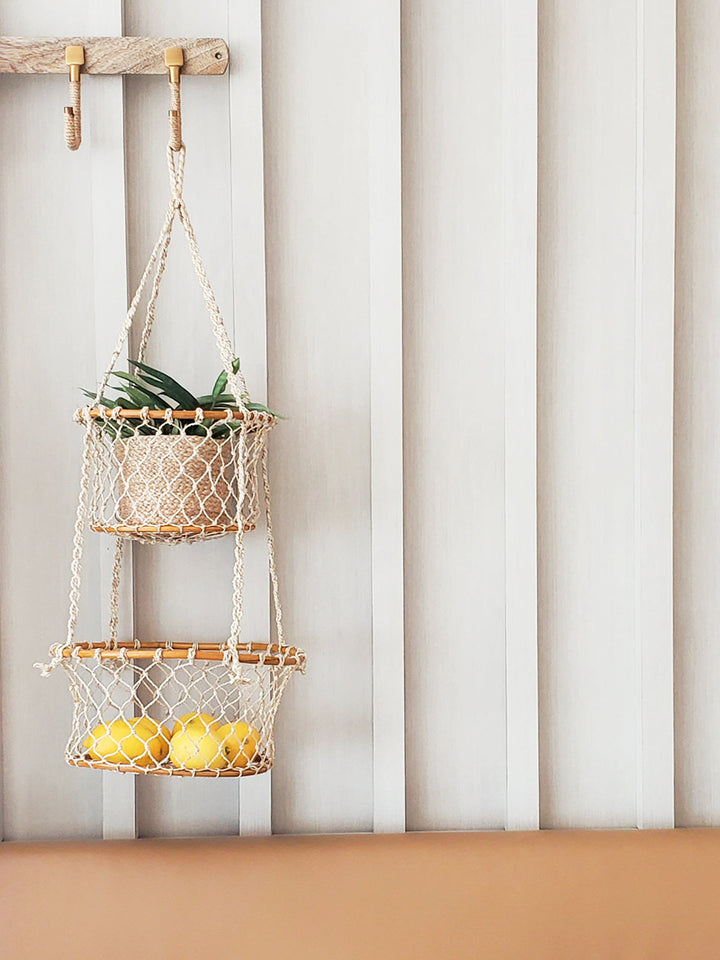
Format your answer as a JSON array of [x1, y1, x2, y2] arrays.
[[262, 445, 284, 647], [38, 142, 279, 675], [64, 77, 81, 151], [169, 79, 182, 152]]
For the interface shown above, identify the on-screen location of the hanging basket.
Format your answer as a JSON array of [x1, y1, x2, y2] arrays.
[[38, 142, 305, 777], [80, 407, 275, 543], [60, 642, 304, 776]]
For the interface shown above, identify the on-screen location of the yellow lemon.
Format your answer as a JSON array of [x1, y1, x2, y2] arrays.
[[169, 723, 228, 771], [218, 722, 260, 769], [171, 712, 221, 738], [84, 716, 171, 767]]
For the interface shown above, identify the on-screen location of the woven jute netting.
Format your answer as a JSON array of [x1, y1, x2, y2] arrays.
[[37, 144, 305, 777]]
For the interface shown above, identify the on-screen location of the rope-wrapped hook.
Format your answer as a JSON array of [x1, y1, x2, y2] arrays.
[[165, 46, 184, 151], [64, 45, 84, 150]]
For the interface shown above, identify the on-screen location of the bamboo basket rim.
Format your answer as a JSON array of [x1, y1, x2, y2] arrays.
[[61, 640, 306, 667], [75, 406, 276, 426], [68, 757, 273, 777], [90, 523, 253, 536]]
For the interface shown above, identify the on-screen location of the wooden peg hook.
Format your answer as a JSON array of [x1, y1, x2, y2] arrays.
[[63, 44, 83, 150], [165, 46, 184, 151]]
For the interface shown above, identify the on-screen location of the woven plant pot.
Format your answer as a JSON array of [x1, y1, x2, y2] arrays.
[[114, 434, 237, 529], [81, 408, 274, 544]]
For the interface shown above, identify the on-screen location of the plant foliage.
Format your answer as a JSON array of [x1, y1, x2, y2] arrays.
[[82, 359, 280, 439]]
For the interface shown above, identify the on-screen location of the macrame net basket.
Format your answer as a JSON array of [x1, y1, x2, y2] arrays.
[[79, 406, 272, 543], [59, 640, 304, 777], [38, 144, 305, 777]]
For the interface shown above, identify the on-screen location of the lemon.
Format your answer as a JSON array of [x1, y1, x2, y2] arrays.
[[218, 721, 260, 769], [169, 720, 228, 771], [171, 712, 221, 738], [84, 716, 171, 766]]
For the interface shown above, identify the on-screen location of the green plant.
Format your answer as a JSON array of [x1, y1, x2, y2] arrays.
[[82, 359, 280, 439]]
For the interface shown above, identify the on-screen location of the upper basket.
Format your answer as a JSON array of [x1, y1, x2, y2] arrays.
[[77, 406, 275, 544], [75, 144, 271, 545]]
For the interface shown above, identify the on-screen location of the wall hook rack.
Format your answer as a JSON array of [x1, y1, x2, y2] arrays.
[[0, 36, 229, 151]]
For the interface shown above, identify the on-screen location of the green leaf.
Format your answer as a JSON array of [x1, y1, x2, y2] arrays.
[[121, 385, 166, 409], [111, 371, 165, 399], [110, 375, 166, 409], [80, 389, 116, 408], [130, 360, 200, 410], [243, 400, 284, 419], [211, 369, 228, 403]]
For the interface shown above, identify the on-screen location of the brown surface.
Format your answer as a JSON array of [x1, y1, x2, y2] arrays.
[[2, 829, 720, 959], [0, 37, 228, 75]]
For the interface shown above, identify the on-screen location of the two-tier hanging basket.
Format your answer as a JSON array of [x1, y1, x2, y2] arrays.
[[38, 141, 305, 777]]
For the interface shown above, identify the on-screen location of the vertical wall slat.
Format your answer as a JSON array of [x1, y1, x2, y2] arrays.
[[503, 0, 540, 832], [85, 4, 138, 840], [0, 0, 120, 842], [124, 0, 243, 838], [674, 0, 720, 826], [263, 0, 374, 834], [538, 0, 638, 829], [403, 0, 508, 831], [367, 0, 405, 834], [634, 0, 675, 829], [228, 0, 273, 837], [538, 0, 676, 828]]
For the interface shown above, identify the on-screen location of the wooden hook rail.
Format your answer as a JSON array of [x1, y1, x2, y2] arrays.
[[0, 37, 229, 75]]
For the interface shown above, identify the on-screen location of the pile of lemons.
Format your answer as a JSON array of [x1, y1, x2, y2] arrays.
[[83, 713, 260, 772]]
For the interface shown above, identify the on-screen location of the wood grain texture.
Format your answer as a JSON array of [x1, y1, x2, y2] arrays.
[[675, 0, 720, 827], [0, 36, 228, 74]]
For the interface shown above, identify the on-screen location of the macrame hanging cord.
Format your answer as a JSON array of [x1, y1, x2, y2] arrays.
[[42, 142, 284, 674], [37, 94, 304, 780]]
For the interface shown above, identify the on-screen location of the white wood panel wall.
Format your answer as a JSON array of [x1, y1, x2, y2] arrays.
[[0, 0, 713, 841], [402, 0, 538, 831], [537, 0, 675, 828], [0, 1, 126, 842], [262, 1, 376, 834], [675, 0, 720, 827]]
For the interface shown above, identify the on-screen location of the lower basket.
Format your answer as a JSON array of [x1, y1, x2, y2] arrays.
[[58, 641, 305, 777]]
